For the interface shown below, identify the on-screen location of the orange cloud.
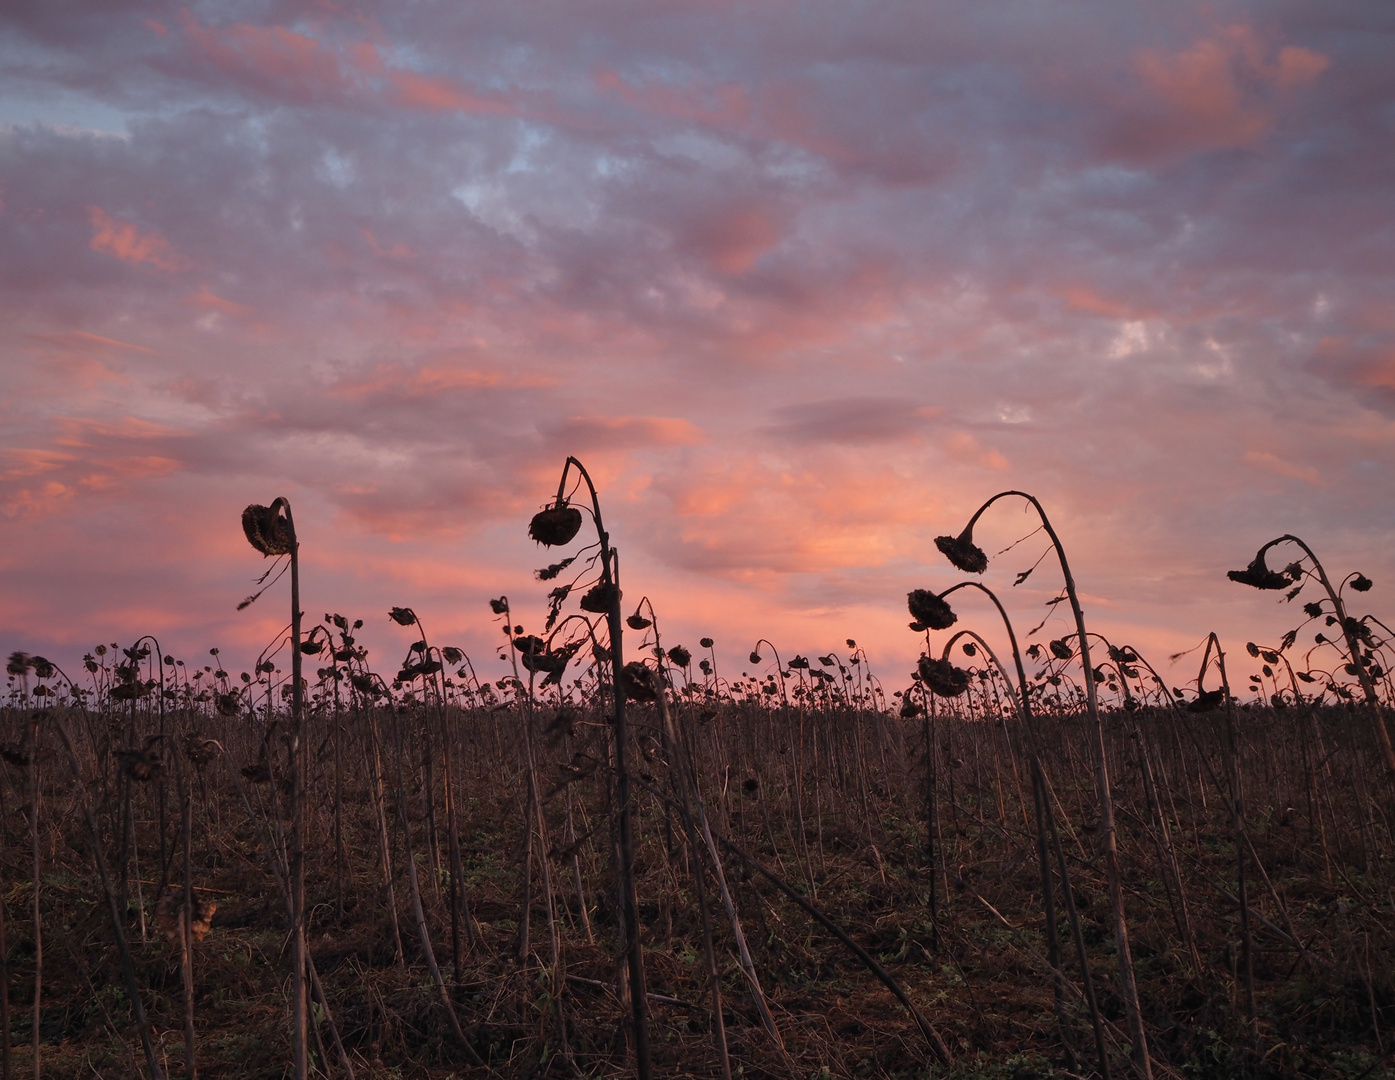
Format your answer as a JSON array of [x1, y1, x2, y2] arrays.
[[329, 361, 553, 401], [1, 416, 187, 519], [1349, 349, 1395, 391], [1109, 26, 1328, 159], [943, 431, 1010, 472], [388, 70, 514, 115], [180, 12, 518, 117], [88, 207, 189, 272], [1061, 285, 1151, 321], [549, 416, 705, 450], [359, 228, 415, 260], [179, 13, 351, 102], [692, 207, 783, 276], [26, 330, 151, 355], [1242, 450, 1319, 484], [187, 284, 255, 317], [21, 330, 143, 392], [596, 67, 752, 131]]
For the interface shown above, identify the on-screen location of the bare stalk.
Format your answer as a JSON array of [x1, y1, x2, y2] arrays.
[[940, 491, 1151, 1078], [391, 714, 486, 1068]]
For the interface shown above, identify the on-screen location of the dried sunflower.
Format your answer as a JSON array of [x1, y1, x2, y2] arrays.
[[934, 529, 989, 575], [1227, 551, 1292, 590], [183, 736, 220, 766], [241, 504, 292, 556], [620, 661, 658, 702], [580, 583, 617, 614], [907, 589, 957, 631], [917, 656, 970, 697], [115, 736, 164, 782], [529, 502, 583, 546]]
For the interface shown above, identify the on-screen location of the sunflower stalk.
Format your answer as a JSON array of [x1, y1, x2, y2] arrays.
[[935, 491, 1152, 1080], [531, 457, 651, 1080]]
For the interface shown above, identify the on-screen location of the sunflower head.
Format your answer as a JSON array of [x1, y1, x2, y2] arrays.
[[1227, 549, 1294, 591], [242, 504, 293, 557], [917, 655, 970, 697], [529, 502, 584, 547], [934, 529, 988, 575], [907, 589, 957, 631]]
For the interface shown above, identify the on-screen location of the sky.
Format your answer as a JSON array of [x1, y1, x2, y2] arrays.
[[2, 1, 1392, 694]]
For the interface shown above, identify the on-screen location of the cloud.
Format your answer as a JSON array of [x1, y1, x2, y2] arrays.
[[1242, 450, 1319, 485], [186, 285, 254, 318], [765, 398, 939, 444], [0, 1, 1390, 684], [88, 206, 189, 271], [1, 416, 188, 518], [544, 416, 706, 452], [942, 431, 1010, 472], [1104, 25, 1329, 161], [174, 12, 521, 118]]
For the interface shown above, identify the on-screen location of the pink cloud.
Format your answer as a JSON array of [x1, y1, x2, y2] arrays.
[[177, 13, 354, 105], [1, 1, 1390, 688], [547, 416, 706, 452], [387, 70, 514, 115], [88, 207, 189, 272], [328, 361, 553, 401], [26, 330, 152, 355], [1242, 450, 1319, 485], [943, 431, 1010, 472], [1105, 26, 1328, 160], [1060, 286, 1153, 322], [688, 206, 784, 276], [1349, 349, 1395, 392], [2, 417, 189, 519], [187, 285, 255, 317], [595, 67, 753, 131], [177, 12, 520, 117]]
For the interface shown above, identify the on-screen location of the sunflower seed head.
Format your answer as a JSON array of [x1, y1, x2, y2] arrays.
[[934, 529, 988, 574], [579, 582, 616, 614], [241, 504, 292, 557], [620, 661, 658, 702], [529, 502, 583, 546], [1227, 551, 1292, 590], [907, 589, 957, 630], [917, 655, 970, 697]]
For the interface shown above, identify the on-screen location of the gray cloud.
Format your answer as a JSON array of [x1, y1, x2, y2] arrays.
[[1, 0, 1392, 678]]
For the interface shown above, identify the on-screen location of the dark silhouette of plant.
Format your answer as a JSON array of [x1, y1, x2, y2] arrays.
[[239, 498, 308, 1080], [931, 491, 1153, 1080], [1229, 534, 1395, 777], [912, 583, 1110, 1077], [529, 456, 651, 1080]]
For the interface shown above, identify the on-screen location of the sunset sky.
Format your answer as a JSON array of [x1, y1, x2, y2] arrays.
[[2, 2, 1391, 692]]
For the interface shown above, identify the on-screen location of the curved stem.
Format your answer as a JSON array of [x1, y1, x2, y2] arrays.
[[751, 640, 790, 710], [937, 615, 1107, 1074], [1196, 634, 1257, 1035], [267, 497, 307, 1080], [550, 457, 650, 1080], [1253, 535, 1395, 776], [954, 490, 1151, 1079]]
